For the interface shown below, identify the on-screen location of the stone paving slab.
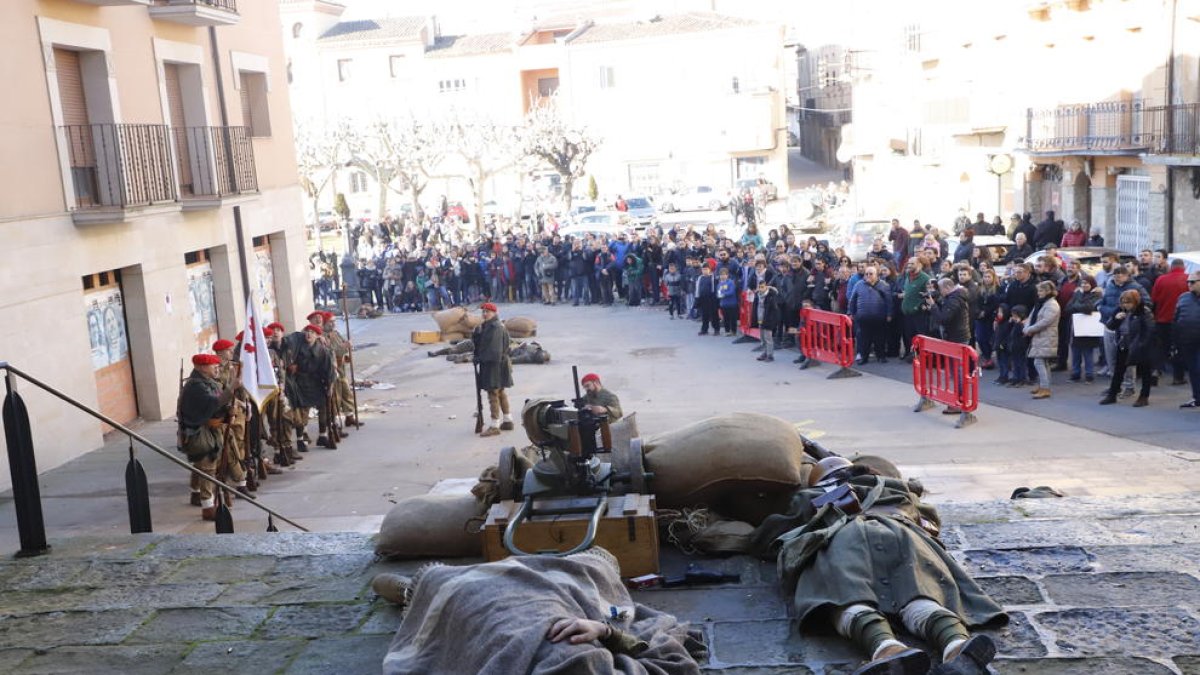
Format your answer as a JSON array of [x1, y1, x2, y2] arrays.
[[283, 634, 392, 675], [163, 556, 279, 583], [994, 656, 1177, 674], [149, 532, 372, 559], [1041, 571, 1200, 607], [0, 609, 152, 648], [172, 639, 307, 675], [954, 546, 1095, 577], [1, 583, 224, 615], [1178, 655, 1200, 674], [975, 576, 1045, 606], [125, 607, 270, 644], [10, 644, 186, 675], [1035, 607, 1200, 657], [257, 603, 372, 640], [635, 587, 788, 623]]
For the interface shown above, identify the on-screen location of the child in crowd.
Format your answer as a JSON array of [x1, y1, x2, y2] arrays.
[[663, 262, 685, 319], [717, 268, 739, 336], [795, 299, 813, 367], [695, 262, 719, 335], [399, 281, 423, 313], [1006, 305, 1030, 387], [993, 304, 1013, 384], [415, 270, 429, 310]]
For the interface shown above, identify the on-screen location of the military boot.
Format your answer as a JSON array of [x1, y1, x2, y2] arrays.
[[929, 635, 996, 674], [190, 492, 202, 507], [371, 573, 413, 607], [851, 645, 930, 675]]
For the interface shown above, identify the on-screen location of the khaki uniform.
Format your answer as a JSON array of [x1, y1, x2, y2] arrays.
[[326, 325, 355, 415], [265, 342, 297, 458], [178, 369, 230, 508], [218, 360, 248, 488]]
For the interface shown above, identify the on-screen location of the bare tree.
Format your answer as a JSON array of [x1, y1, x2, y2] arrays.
[[523, 95, 601, 215], [343, 116, 446, 223], [294, 119, 345, 249], [445, 112, 524, 231]]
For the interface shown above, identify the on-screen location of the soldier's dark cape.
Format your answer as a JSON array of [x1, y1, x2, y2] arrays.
[[472, 317, 513, 390], [289, 337, 333, 408], [752, 475, 1006, 630]]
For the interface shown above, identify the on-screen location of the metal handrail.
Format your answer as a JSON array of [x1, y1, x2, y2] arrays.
[[1, 361, 308, 554]]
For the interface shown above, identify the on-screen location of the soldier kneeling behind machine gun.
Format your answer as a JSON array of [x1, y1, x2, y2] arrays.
[[490, 366, 651, 560]]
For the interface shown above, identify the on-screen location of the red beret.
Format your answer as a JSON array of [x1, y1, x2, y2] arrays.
[[304, 324, 323, 335], [266, 322, 285, 334], [192, 354, 221, 367], [481, 302, 498, 312], [581, 373, 600, 385], [321, 311, 335, 322], [212, 339, 236, 352], [306, 311, 324, 322]]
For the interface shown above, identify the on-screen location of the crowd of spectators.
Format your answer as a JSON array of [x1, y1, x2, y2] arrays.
[[318, 208, 1200, 410]]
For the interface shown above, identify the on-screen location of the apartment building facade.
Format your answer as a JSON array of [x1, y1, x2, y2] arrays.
[[278, 4, 788, 219], [847, 0, 1200, 252], [0, 0, 309, 489]]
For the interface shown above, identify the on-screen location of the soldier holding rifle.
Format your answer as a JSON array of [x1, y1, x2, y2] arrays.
[[213, 338, 250, 497]]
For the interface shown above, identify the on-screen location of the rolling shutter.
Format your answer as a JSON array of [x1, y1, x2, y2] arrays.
[[164, 63, 193, 194], [55, 48, 89, 126]]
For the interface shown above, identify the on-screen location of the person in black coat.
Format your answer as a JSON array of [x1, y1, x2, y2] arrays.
[[929, 278, 972, 345], [1100, 289, 1156, 407], [1013, 213, 1036, 246], [288, 325, 334, 448], [1033, 212, 1063, 251], [1004, 264, 1038, 312]]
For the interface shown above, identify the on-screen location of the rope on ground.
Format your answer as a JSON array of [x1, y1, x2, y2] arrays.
[[657, 506, 711, 556]]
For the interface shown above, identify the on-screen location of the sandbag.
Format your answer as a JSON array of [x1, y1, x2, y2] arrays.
[[690, 518, 755, 554], [609, 411, 639, 457], [504, 316, 537, 338], [643, 413, 808, 525], [442, 331, 467, 342], [432, 307, 468, 332], [375, 493, 483, 559]]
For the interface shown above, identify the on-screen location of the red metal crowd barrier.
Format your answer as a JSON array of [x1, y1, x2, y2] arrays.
[[737, 290, 760, 341], [799, 308, 860, 379], [911, 335, 980, 428]]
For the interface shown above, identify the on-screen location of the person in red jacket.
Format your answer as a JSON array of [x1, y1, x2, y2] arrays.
[[1060, 220, 1087, 247], [1152, 258, 1192, 384]]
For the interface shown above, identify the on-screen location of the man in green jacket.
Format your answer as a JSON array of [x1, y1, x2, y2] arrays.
[[580, 372, 622, 420], [899, 259, 932, 362]]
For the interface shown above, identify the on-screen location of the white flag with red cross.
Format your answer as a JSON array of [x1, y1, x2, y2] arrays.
[[240, 294, 279, 411]]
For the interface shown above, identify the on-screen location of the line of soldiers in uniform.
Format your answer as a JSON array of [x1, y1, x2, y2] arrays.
[[178, 311, 359, 521]]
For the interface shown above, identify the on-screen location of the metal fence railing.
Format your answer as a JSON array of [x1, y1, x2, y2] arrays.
[[172, 126, 258, 199], [60, 123, 177, 209], [1025, 101, 1200, 156]]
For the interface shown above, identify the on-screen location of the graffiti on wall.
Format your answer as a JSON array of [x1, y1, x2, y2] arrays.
[[187, 264, 218, 351], [254, 248, 279, 321]]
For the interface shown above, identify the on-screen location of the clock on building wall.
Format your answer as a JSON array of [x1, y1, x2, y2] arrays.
[[989, 154, 1013, 175]]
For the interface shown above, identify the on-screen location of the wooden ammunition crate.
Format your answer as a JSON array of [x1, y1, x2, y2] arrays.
[[481, 493, 659, 577], [410, 330, 442, 344]]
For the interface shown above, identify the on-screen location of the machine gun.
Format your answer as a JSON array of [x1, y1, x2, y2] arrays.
[[499, 366, 644, 558]]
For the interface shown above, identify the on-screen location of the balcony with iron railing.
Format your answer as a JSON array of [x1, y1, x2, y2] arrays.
[[1022, 100, 1200, 157], [148, 0, 239, 26], [59, 123, 259, 223], [60, 123, 178, 223], [172, 126, 259, 208]]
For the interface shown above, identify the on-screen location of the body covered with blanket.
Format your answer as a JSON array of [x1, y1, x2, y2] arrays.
[[383, 549, 704, 675]]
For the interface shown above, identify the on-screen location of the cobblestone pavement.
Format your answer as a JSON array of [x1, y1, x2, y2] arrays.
[[1, 491, 1199, 673]]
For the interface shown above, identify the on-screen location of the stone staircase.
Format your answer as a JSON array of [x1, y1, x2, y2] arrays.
[[0, 494, 1197, 674]]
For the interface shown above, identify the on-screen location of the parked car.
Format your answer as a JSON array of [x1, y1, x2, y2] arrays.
[[623, 196, 657, 227], [840, 219, 892, 261], [1169, 250, 1200, 274], [657, 186, 726, 213], [558, 211, 637, 239], [1026, 247, 1135, 278], [735, 177, 778, 201], [971, 235, 1016, 267]]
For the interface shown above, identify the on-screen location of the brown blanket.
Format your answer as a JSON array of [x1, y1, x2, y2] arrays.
[[383, 550, 705, 674]]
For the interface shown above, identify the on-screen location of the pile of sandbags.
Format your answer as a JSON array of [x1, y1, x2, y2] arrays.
[[504, 316, 537, 338], [432, 307, 481, 342], [375, 493, 484, 559], [643, 413, 812, 526]]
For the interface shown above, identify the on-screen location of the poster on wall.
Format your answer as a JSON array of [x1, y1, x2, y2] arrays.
[[187, 263, 218, 352], [84, 286, 129, 371], [253, 247, 279, 321]]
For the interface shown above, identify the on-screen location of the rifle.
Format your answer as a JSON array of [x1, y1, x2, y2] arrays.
[[472, 361, 484, 434], [340, 283, 361, 428], [272, 349, 292, 467], [176, 359, 186, 451]]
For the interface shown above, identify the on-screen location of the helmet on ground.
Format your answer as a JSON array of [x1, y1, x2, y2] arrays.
[[807, 456, 853, 487]]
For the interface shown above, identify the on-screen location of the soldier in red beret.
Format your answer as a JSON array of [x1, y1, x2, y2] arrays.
[[177, 354, 235, 520], [289, 324, 334, 448], [580, 372, 623, 420], [473, 303, 514, 436], [211, 338, 250, 497]]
